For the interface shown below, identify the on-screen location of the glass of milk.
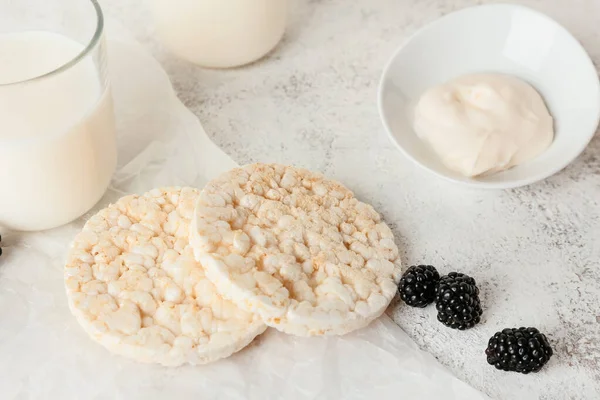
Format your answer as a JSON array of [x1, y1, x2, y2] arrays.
[[153, 0, 287, 68], [0, 0, 117, 231]]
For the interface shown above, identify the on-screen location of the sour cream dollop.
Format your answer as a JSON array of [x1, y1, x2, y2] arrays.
[[413, 73, 554, 177]]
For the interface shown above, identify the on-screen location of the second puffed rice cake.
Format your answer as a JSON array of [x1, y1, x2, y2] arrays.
[[191, 164, 403, 336], [64, 187, 266, 366]]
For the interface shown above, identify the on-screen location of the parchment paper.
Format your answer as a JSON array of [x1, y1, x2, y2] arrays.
[[0, 22, 489, 400]]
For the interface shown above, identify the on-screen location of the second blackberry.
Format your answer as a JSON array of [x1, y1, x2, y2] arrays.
[[435, 272, 482, 330]]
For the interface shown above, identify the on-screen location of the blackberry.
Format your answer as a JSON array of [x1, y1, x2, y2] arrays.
[[398, 265, 440, 307], [0, 234, 2, 257], [485, 327, 553, 374], [434, 272, 482, 330]]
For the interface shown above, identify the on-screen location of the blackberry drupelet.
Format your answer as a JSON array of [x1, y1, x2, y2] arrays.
[[398, 265, 440, 307], [485, 327, 553, 374], [434, 272, 482, 330]]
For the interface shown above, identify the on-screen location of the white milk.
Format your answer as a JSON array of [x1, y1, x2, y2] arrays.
[[0, 31, 116, 231], [153, 0, 287, 68]]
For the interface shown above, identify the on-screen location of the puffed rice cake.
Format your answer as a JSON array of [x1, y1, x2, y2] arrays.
[[190, 164, 403, 336], [65, 187, 266, 366]]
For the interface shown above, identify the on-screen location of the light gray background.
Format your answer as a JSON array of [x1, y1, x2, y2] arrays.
[[101, 1, 600, 398]]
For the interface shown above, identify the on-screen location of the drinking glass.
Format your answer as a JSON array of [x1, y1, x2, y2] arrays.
[[0, 0, 117, 231], [153, 0, 287, 68]]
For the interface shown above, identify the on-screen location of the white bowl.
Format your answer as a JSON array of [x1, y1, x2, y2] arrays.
[[378, 3, 600, 189]]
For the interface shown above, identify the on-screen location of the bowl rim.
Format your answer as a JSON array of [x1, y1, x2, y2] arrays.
[[377, 3, 600, 190]]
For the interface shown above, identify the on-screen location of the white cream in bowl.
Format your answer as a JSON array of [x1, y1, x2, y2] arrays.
[[378, 4, 600, 189], [413, 73, 554, 177]]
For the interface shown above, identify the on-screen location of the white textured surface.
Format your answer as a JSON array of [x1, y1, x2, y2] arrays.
[[101, 0, 600, 398], [0, 24, 489, 400]]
